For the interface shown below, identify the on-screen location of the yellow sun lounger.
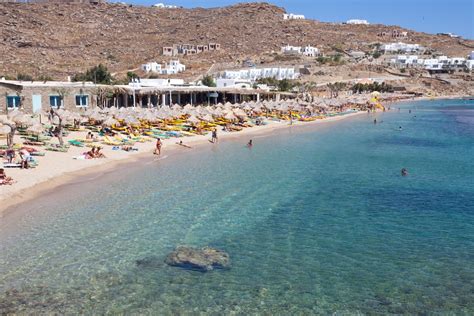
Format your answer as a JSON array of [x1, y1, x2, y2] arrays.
[[102, 136, 121, 146]]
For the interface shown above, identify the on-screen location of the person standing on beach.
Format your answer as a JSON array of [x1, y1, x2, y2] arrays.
[[211, 128, 218, 143], [154, 138, 162, 155]]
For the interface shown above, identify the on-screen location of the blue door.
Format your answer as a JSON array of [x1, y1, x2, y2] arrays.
[[32, 95, 42, 113]]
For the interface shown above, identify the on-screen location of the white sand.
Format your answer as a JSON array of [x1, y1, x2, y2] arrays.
[[0, 111, 369, 211]]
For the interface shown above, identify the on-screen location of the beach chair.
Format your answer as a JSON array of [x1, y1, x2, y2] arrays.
[[68, 140, 85, 147], [102, 136, 121, 146]]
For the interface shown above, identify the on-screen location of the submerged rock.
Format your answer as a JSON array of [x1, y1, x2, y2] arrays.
[[164, 246, 231, 272], [135, 256, 165, 269]]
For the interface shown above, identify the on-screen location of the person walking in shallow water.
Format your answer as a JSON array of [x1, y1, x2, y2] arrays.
[[211, 128, 218, 143], [154, 138, 162, 155], [247, 139, 253, 148]]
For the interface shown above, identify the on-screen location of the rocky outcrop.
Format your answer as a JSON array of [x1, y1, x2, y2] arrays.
[[164, 246, 231, 272]]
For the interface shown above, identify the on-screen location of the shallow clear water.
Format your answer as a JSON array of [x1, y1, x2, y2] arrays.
[[1, 99, 473, 314]]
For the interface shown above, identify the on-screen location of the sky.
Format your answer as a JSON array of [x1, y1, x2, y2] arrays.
[[113, 0, 474, 39]]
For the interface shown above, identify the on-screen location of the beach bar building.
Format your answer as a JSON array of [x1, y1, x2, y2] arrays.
[[0, 80, 101, 115], [0, 79, 294, 115]]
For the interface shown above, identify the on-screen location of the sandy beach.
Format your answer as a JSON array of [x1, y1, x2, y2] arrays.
[[0, 111, 367, 213]]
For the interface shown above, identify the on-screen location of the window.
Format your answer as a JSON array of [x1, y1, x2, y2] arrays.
[[6, 96, 21, 109], [75, 95, 89, 107], [49, 95, 62, 108]]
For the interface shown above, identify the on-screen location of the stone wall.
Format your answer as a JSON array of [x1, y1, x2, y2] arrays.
[[0, 85, 98, 115]]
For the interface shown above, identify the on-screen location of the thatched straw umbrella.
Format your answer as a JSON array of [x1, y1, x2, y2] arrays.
[[26, 123, 44, 141], [187, 115, 200, 125], [224, 112, 237, 121], [103, 117, 119, 127], [202, 114, 214, 122]]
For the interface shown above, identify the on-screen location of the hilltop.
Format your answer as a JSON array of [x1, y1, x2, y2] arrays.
[[0, 2, 473, 80]]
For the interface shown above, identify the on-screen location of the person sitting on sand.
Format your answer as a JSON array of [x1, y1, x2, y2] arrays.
[[176, 141, 192, 149], [84, 148, 95, 159], [19, 149, 30, 169], [6, 148, 15, 163], [154, 138, 162, 155], [94, 147, 106, 159], [247, 139, 253, 148], [86, 132, 96, 141], [0, 168, 15, 185]]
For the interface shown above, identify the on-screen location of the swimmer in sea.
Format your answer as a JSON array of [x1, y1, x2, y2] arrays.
[[401, 168, 408, 176], [247, 139, 253, 148]]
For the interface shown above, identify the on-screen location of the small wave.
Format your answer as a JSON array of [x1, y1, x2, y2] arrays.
[[148, 155, 169, 164]]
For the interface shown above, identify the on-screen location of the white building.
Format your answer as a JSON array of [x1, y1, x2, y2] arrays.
[[152, 3, 178, 8], [222, 67, 298, 81], [390, 55, 424, 67], [448, 57, 466, 67], [391, 54, 469, 71], [466, 60, 474, 70], [141, 62, 162, 73], [133, 78, 185, 87], [302, 45, 320, 57], [281, 45, 319, 57], [346, 19, 369, 25], [141, 60, 185, 75], [281, 45, 302, 55], [381, 42, 424, 53], [161, 60, 186, 75], [216, 79, 253, 89], [283, 13, 305, 20], [423, 59, 444, 71]]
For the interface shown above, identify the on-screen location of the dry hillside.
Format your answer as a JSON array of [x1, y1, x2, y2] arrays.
[[0, 2, 472, 80]]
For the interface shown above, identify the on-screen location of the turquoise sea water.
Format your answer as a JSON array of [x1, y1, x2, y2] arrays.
[[1, 99, 473, 314]]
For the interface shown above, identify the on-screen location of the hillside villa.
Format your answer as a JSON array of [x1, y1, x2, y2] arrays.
[[281, 45, 320, 57], [162, 43, 220, 57], [389, 52, 473, 72], [381, 42, 424, 53], [345, 19, 369, 25], [283, 13, 305, 20], [221, 67, 298, 81], [141, 60, 186, 75], [152, 3, 178, 8]]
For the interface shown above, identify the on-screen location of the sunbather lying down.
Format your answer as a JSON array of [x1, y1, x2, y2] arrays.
[[121, 146, 138, 152], [176, 141, 192, 148], [0, 168, 15, 185]]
